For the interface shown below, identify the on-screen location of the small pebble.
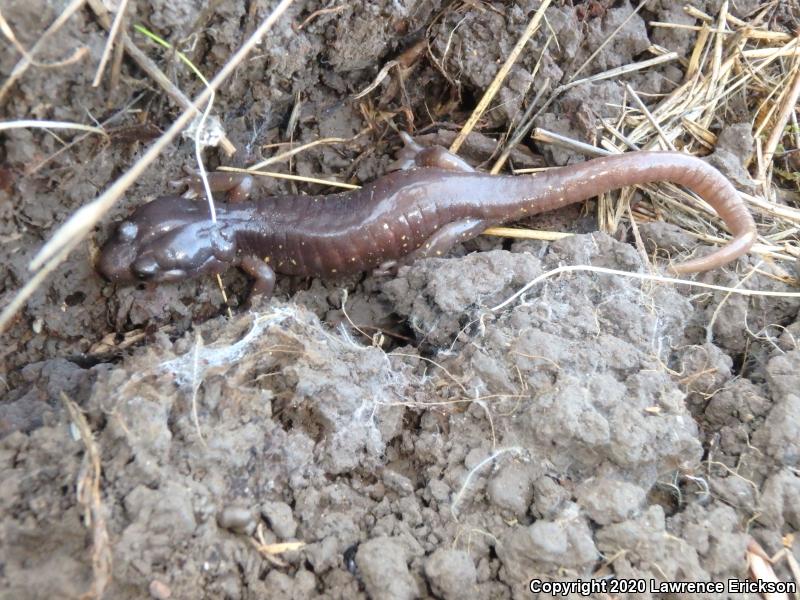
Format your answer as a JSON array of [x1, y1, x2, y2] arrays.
[[217, 505, 255, 534], [149, 579, 172, 599]]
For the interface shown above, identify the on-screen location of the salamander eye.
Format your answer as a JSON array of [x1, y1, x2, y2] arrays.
[[119, 221, 139, 241], [133, 255, 160, 279]]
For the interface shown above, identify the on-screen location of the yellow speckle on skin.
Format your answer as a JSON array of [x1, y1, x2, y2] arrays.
[[265, 256, 271, 263], [291, 259, 296, 265], [331, 269, 337, 273], [436, 251, 442, 255]]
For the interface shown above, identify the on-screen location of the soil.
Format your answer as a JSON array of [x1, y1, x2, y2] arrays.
[[1, 0, 799, 598]]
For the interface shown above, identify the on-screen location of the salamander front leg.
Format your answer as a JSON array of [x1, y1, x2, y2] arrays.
[[184, 172, 254, 203], [390, 132, 475, 173], [240, 255, 276, 302], [375, 218, 490, 275]]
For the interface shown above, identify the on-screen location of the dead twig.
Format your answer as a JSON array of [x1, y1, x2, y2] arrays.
[[60, 392, 112, 600]]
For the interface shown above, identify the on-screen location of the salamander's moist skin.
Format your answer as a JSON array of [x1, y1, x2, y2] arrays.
[[98, 135, 757, 299]]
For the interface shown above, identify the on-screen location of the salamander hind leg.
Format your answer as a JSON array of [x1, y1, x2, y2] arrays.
[[375, 218, 489, 276], [240, 255, 276, 303], [390, 132, 475, 173], [410, 218, 490, 259]]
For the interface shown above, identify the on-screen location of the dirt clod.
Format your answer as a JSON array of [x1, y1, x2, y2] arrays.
[[424, 548, 477, 599], [356, 537, 419, 600]]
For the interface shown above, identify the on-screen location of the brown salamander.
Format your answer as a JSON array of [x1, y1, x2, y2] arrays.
[[97, 134, 757, 299]]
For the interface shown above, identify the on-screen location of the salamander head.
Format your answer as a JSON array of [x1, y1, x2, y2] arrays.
[[97, 196, 236, 286]]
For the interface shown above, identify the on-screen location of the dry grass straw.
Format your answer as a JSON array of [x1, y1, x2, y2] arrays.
[[248, 129, 369, 171], [746, 539, 792, 600], [621, 2, 800, 268], [0, 119, 106, 137], [218, 165, 360, 190], [483, 3, 800, 269], [490, 264, 800, 313], [251, 523, 306, 567], [91, 0, 128, 87], [0, 9, 88, 73], [449, 0, 552, 154]]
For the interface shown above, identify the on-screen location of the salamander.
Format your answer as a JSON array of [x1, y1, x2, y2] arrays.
[[97, 134, 758, 299]]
